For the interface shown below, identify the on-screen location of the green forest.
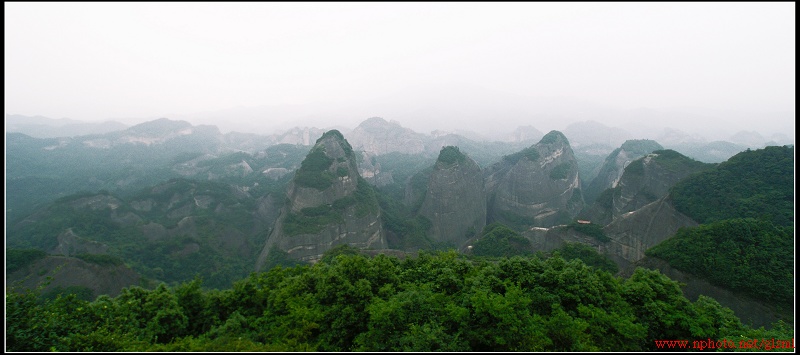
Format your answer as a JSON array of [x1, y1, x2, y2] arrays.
[[670, 146, 793, 227], [646, 218, 793, 305], [7, 250, 793, 352], [649, 145, 795, 310]]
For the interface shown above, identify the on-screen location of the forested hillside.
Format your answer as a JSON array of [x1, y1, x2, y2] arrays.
[[642, 145, 795, 323], [669, 145, 793, 227], [7, 251, 792, 352], [647, 218, 793, 305], [6, 178, 289, 289]]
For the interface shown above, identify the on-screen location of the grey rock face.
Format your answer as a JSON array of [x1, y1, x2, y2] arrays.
[[347, 117, 427, 155], [516, 195, 699, 277], [358, 151, 394, 187], [583, 139, 663, 204], [418, 147, 486, 248], [610, 152, 706, 217], [582, 149, 711, 226], [255, 130, 387, 269], [602, 196, 698, 268], [485, 131, 584, 228], [286, 136, 360, 212], [266, 207, 384, 264]]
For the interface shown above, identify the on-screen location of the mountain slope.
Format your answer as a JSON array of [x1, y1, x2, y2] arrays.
[[583, 139, 664, 204], [669, 145, 794, 227], [7, 179, 281, 289], [485, 131, 584, 229], [255, 130, 387, 268], [418, 146, 486, 248], [581, 149, 712, 226]]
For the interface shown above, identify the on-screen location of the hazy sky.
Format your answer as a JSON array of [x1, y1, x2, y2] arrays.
[[4, 2, 795, 137]]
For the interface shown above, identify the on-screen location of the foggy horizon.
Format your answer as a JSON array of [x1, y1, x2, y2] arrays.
[[5, 2, 796, 141]]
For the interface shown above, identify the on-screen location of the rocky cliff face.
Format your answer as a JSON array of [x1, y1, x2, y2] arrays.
[[358, 151, 395, 187], [255, 130, 387, 268], [515, 194, 700, 278], [418, 146, 486, 248], [347, 117, 427, 155], [583, 139, 663, 204], [485, 131, 584, 228], [602, 196, 698, 268], [582, 149, 711, 226]]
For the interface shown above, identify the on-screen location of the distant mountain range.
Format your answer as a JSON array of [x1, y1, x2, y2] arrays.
[[7, 115, 784, 224], [9, 109, 791, 151], [6, 114, 129, 138], [6, 115, 794, 329]]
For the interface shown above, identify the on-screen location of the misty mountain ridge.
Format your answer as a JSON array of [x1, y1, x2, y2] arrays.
[[10, 70, 795, 141], [5, 114, 780, 223], [9, 108, 791, 153], [6, 114, 129, 138], [14, 82, 788, 142]]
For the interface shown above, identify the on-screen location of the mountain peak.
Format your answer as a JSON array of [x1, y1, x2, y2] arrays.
[[349, 117, 426, 155], [314, 129, 354, 159], [420, 146, 486, 247], [538, 130, 570, 146], [356, 117, 393, 131], [620, 139, 663, 153], [255, 129, 386, 267], [435, 146, 468, 167], [317, 129, 347, 143], [125, 118, 193, 136], [362, 116, 389, 124]]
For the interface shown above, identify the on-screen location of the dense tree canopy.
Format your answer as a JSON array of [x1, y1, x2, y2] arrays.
[[646, 218, 793, 305], [670, 146, 794, 227], [7, 251, 786, 352]]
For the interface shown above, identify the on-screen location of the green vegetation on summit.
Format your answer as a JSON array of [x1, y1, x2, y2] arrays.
[[649, 149, 709, 172], [293, 146, 336, 190], [669, 146, 793, 227], [436, 146, 467, 166]]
